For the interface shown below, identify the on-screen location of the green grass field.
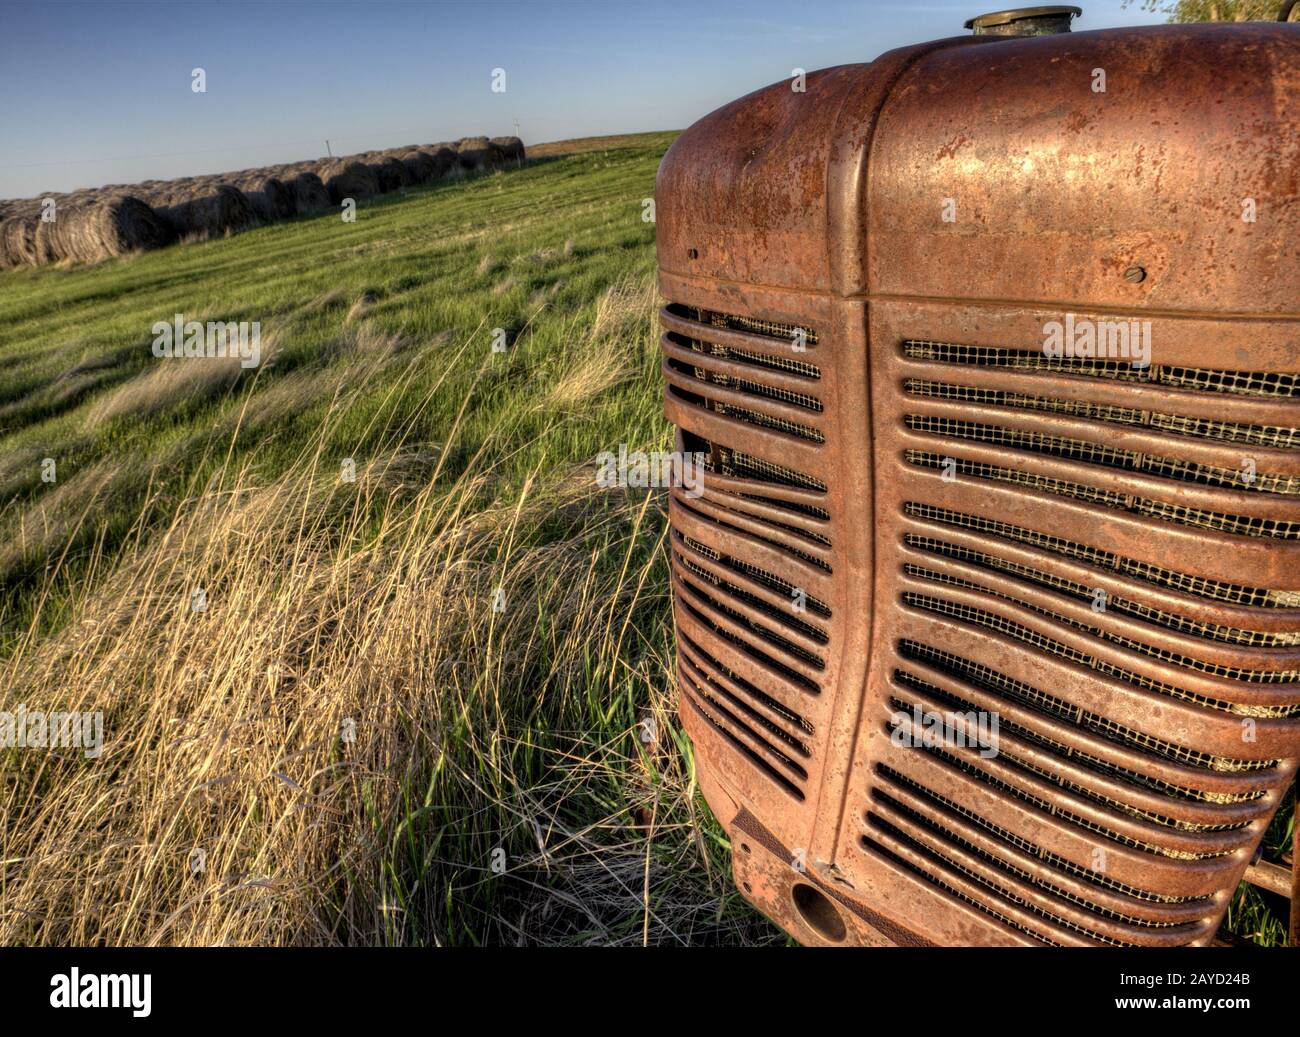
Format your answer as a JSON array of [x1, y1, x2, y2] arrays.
[[0, 130, 1291, 946]]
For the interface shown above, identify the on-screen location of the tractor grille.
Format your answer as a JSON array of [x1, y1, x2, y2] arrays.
[[654, 11, 1300, 951], [860, 333, 1300, 946], [663, 303, 831, 809], [664, 301, 1300, 945]]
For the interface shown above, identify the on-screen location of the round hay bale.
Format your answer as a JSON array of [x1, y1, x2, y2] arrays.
[[397, 150, 437, 184], [34, 195, 172, 264], [237, 175, 296, 222], [427, 146, 457, 180], [367, 155, 411, 192], [288, 171, 330, 212], [489, 136, 526, 164], [318, 160, 378, 204], [454, 137, 493, 171], [152, 184, 255, 239], [1, 207, 39, 267]]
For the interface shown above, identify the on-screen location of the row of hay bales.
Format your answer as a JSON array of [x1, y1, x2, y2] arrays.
[[0, 136, 525, 270]]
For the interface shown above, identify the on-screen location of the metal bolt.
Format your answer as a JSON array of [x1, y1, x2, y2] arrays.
[[1124, 264, 1147, 283]]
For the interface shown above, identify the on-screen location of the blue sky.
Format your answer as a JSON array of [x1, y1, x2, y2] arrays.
[[0, 0, 1157, 200]]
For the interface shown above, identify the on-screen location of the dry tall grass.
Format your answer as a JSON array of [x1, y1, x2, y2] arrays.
[[0, 278, 761, 947], [90, 357, 245, 426]]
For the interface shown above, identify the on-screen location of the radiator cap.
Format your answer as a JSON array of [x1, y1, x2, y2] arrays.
[[965, 5, 1082, 35]]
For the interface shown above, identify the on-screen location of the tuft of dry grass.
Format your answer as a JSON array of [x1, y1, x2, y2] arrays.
[[90, 354, 248, 426], [542, 277, 649, 408], [344, 292, 377, 325]]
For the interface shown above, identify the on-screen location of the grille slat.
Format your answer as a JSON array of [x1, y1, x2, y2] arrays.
[[903, 502, 1300, 608], [903, 530, 1300, 650], [906, 378, 1300, 451], [896, 639, 1275, 776], [866, 801, 1206, 946], [666, 302, 831, 820], [675, 562, 826, 673], [862, 825, 1060, 945], [681, 534, 832, 619], [680, 684, 807, 799], [673, 491, 832, 572], [901, 588, 1300, 717], [874, 764, 1208, 905], [885, 721, 1234, 861], [681, 634, 816, 738], [903, 563, 1300, 689], [681, 650, 812, 759], [906, 414, 1300, 495], [869, 788, 1208, 931], [905, 450, 1300, 540], [888, 679, 1257, 828], [677, 546, 829, 651], [904, 340, 1300, 399], [697, 308, 819, 347]]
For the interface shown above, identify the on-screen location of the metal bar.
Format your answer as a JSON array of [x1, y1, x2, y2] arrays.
[[1242, 859, 1292, 899], [1291, 779, 1299, 946]]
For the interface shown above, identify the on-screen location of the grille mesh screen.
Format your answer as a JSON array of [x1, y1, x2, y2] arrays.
[[904, 534, 1300, 647], [700, 308, 819, 346], [862, 825, 1060, 945], [905, 379, 1300, 450], [886, 336, 1300, 940], [905, 450, 1300, 540], [903, 341, 1300, 398], [676, 332, 821, 381], [897, 639, 1273, 775], [905, 563, 1300, 686], [708, 446, 826, 493], [906, 414, 1300, 495], [889, 681, 1250, 829], [889, 731, 1226, 861], [876, 764, 1207, 904], [903, 502, 1300, 607], [866, 812, 1126, 944], [903, 589, 1299, 717]]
